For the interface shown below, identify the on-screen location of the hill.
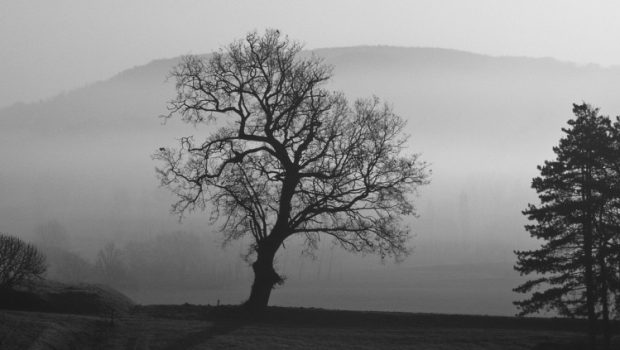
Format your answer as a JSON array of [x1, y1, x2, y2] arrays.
[[2, 46, 620, 314], [0, 279, 134, 315]]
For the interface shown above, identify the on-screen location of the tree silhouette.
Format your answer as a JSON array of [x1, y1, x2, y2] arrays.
[[515, 103, 620, 350], [0, 233, 47, 289], [95, 242, 129, 287], [155, 30, 429, 312]]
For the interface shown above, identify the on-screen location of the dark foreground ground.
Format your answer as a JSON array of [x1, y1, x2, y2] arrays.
[[1, 304, 615, 350]]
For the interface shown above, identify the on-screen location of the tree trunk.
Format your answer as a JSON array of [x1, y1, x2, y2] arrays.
[[601, 291, 610, 350], [599, 250, 610, 350], [584, 241, 597, 350], [243, 242, 283, 314], [244, 172, 296, 314], [582, 166, 597, 350]]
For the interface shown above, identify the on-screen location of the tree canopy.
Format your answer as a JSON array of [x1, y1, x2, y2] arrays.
[[155, 29, 429, 311]]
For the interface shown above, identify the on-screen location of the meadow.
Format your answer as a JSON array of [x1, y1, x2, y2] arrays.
[[0, 303, 600, 349]]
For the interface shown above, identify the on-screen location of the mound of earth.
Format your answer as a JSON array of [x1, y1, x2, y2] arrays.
[[0, 279, 134, 315]]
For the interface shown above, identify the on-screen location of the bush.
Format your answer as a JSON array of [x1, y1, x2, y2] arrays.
[[0, 233, 47, 288]]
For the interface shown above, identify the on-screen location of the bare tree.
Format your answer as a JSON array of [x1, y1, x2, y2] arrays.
[[95, 242, 128, 287], [0, 233, 47, 289], [155, 29, 429, 312]]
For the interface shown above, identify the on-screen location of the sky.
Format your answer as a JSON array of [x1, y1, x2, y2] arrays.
[[1, 0, 620, 108]]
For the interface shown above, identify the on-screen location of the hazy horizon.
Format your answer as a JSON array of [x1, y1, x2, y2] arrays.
[[1, 44, 609, 110], [3, 0, 620, 108]]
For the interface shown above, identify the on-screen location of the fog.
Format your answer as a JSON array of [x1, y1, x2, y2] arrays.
[[2, 47, 620, 315], [5, 1, 620, 109]]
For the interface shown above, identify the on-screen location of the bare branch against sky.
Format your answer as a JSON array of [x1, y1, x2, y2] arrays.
[[1, 0, 620, 108]]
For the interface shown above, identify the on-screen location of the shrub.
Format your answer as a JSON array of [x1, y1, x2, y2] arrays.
[[0, 233, 47, 288]]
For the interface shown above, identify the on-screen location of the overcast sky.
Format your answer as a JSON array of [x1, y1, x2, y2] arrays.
[[1, 0, 620, 108]]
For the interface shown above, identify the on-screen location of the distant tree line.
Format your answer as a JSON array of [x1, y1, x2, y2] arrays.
[[35, 230, 247, 291], [93, 232, 248, 290], [515, 103, 620, 350]]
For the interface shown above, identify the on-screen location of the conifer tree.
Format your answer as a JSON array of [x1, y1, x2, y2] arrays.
[[515, 103, 617, 349]]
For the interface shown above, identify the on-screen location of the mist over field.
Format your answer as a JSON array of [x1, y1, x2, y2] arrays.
[[3, 46, 620, 315]]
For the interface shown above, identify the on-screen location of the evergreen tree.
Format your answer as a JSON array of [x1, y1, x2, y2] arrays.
[[515, 103, 617, 349], [596, 116, 620, 347]]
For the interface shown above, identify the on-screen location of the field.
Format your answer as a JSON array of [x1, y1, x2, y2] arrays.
[[0, 304, 603, 350]]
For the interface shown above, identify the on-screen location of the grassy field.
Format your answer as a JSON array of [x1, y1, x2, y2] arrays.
[[0, 304, 606, 349]]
